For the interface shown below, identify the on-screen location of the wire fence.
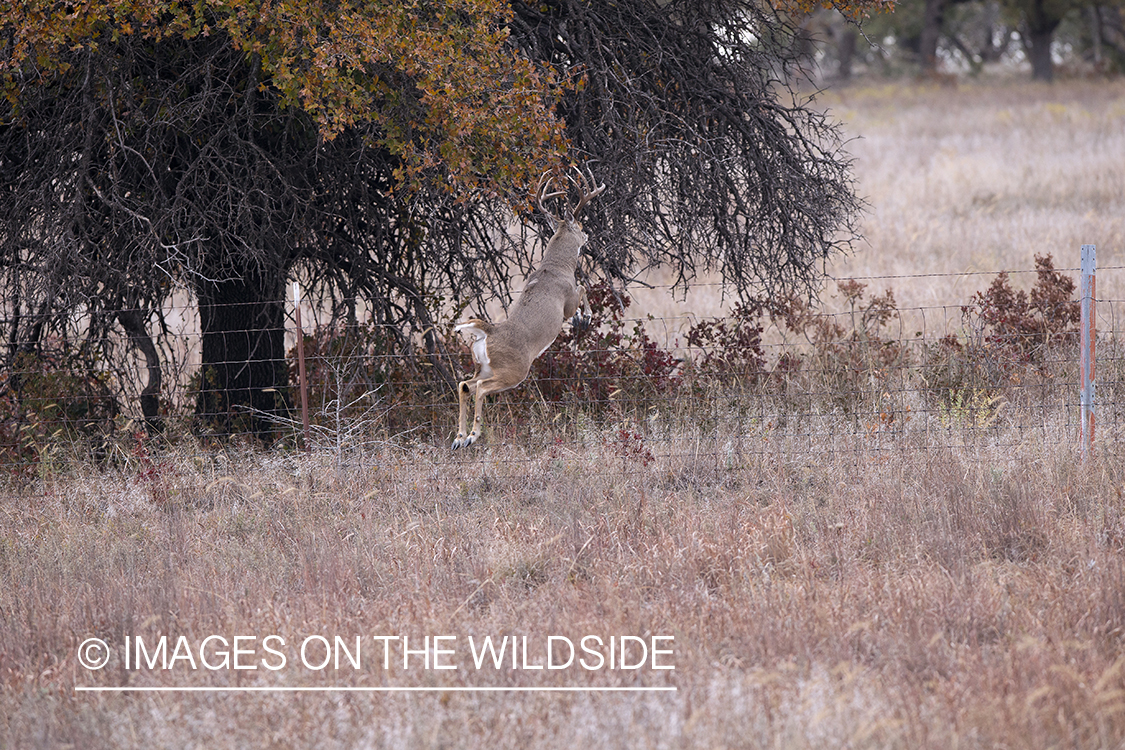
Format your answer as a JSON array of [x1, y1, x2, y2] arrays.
[[1, 257, 1123, 481]]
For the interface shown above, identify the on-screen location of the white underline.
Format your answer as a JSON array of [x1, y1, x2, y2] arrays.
[[75, 686, 676, 693]]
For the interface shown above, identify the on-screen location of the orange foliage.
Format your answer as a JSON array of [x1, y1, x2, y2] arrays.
[[1, 0, 568, 202], [770, 0, 895, 21]]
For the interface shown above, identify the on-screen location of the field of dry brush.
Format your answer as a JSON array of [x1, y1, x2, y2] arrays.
[[3, 79, 1125, 749]]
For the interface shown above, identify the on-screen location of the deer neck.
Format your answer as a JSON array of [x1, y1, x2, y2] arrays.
[[539, 224, 584, 275]]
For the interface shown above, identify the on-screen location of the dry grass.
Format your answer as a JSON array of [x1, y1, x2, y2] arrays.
[[5, 79, 1125, 748], [3, 422, 1125, 748], [634, 79, 1125, 334], [828, 80, 1125, 287]]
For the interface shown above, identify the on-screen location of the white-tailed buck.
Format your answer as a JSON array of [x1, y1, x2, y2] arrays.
[[451, 169, 605, 449]]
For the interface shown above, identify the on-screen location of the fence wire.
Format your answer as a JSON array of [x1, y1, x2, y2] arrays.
[[0, 265, 1120, 488]]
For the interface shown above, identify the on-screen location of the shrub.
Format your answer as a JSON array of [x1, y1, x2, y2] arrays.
[[973, 253, 1080, 363], [922, 254, 1079, 408], [683, 300, 769, 386], [781, 279, 908, 413], [532, 281, 680, 418], [681, 280, 906, 415], [283, 320, 451, 445], [0, 344, 118, 474]]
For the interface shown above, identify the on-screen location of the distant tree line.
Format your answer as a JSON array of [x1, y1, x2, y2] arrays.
[[806, 0, 1124, 80]]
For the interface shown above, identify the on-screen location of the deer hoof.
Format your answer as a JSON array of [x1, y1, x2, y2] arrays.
[[451, 433, 478, 449]]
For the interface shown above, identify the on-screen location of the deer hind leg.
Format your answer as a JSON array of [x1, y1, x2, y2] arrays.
[[452, 379, 477, 449], [453, 369, 527, 449]]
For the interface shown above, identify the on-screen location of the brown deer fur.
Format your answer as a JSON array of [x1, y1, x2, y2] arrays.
[[451, 171, 604, 448]]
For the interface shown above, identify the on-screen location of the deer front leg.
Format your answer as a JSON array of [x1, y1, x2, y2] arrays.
[[452, 379, 475, 449], [452, 378, 489, 449], [567, 285, 591, 330]]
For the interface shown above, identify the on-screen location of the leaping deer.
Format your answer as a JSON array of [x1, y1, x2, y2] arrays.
[[451, 169, 605, 449]]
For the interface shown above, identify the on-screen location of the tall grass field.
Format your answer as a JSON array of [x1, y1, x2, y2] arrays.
[[3, 80, 1125, 749]]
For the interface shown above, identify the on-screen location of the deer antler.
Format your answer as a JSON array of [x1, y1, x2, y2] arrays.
[[570, 165, 606, 219], [535, 171, 567, 228]]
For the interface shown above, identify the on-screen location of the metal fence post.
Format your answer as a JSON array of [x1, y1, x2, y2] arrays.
[[294, 281, 311, 452], [1080, 244, 1096, 461]]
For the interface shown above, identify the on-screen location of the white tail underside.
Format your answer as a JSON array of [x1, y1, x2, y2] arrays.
[[454, 322, 492, 379]]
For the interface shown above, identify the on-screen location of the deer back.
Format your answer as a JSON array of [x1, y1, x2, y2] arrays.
[[499, 222, 585, 359], [468, 169, 603, 368]]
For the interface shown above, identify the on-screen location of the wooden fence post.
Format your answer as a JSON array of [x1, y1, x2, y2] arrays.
[[1080, 244, 1096, 461], [293, 281, 311, 452]]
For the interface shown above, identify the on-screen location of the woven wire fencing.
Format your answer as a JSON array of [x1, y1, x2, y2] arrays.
[[1, 259, 1121, 479]]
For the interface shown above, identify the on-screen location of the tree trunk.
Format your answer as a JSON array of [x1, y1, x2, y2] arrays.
[[1088, 6, 1104, 64], [1025, 25, 1057, 80], [1023, 0, 1062, 82], [117, 309, 163, 432], [919, 0, 949, 72], [837, 26, 858, 80], [195, 271, 288, 441]]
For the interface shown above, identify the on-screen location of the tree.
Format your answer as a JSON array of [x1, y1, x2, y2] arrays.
[[509, 0, 869, 302], [1, 0, 565, 436], [920, 0, 954, 71], [859, 0, 1106, 79], [1089, 4, 1125, 70], [1011, 0, 1080, 79], [1, 0, 869, 439]]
